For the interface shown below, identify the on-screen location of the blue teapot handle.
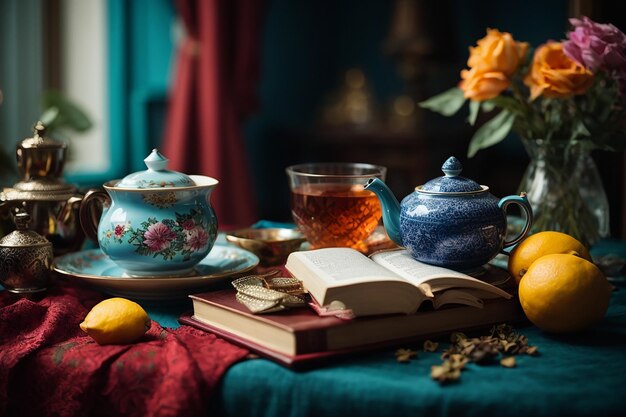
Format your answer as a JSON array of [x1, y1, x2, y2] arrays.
[[498, 192, 533, 251]]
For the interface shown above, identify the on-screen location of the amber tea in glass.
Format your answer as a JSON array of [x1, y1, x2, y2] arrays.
[[286, 163, 386, 250]]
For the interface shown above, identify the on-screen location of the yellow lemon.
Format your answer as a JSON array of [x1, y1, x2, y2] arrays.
[[518, 253, 612, 333], [508, 231, 591, 284], [80, 298, 151, 345]]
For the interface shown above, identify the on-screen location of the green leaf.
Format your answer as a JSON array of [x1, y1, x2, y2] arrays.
[[419, 88, 466, 116], [487, 95, 523, 115], [40, 107, 60, 126], [41, 90, 92, 132], [467, 110, 515, 158], [468, 100, 480, 126], [570, 120, 591, 141], [481, 101, 496, 112]]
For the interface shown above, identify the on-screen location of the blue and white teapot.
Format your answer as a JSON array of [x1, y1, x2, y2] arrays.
[[79, 149, 218, 276], [364, 156, 533, 271]]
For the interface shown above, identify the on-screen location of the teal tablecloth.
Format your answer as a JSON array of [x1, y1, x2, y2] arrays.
[[207, 289, 626, 417], [145, 241, 626, 417]]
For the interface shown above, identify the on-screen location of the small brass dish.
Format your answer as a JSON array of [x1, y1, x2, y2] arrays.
[[225, 228, 306, 266]]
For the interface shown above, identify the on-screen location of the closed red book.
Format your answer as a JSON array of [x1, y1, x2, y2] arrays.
[[179, 289, 524, 369]]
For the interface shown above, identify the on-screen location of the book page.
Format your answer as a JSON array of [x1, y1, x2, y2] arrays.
[[370, 249, 512, 299], [290, 248, 402, 285], [287, 248, 425, 317], [370, 250, 470, 285], [432, 289, 484, 309]]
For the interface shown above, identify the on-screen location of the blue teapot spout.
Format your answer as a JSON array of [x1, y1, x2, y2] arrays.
[[364, 178, 402, 246]]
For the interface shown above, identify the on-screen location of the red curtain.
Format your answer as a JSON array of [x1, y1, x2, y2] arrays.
[[163, 0, 264, 229]]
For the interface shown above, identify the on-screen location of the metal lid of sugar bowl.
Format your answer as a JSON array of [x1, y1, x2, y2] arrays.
[[418, 156, 484, 193], [116, 149, 196, 189], [0, 209, 51, 247]]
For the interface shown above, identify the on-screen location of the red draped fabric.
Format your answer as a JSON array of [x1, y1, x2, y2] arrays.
[[163, 0, 264, 228], [0, 283, 249, 417]]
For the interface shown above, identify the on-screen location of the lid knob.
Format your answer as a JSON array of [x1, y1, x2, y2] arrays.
[[144, 149, 169, 171], [0, 206, 50, 247], [116, 149, 195, 188], [441, 156, 462, 177], [33, 121, 46, 139], [419, 156, 482, 193], [16, 120, 68, 182], [13, 209, 31, 231]]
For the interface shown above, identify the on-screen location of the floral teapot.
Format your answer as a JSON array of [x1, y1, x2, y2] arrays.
[[79, 149, 218, 276], [364, 156, 533, 272]]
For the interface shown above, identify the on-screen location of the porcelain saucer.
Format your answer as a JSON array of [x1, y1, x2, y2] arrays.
[[53, 243, 259, 301]]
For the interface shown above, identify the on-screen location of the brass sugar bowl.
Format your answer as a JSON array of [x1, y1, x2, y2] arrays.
[[0, 122, 84, 255], [0, 209, 53, 294]]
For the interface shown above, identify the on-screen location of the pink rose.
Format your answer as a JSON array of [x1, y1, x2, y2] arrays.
[[563, 16, 626, 72], [114, 224, 125, 239], [180, 219, 195, 230], [143, 222, 177, 252], [184, 227, 209, 252]]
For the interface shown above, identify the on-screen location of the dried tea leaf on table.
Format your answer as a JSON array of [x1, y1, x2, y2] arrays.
[[500, 356, 516, 368], [395, 348, 417, 363], [431, 362, 461, 383], [448, 354, 468, 369], [423, 340, 439, 352], [450, 332, 467, 343]]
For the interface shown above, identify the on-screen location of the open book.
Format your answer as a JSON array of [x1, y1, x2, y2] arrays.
[[285, 248, 512, 317]]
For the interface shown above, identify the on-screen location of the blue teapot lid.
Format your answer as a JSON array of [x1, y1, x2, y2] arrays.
[[419, 157, 483, 193], [116, 149, 195, 189]]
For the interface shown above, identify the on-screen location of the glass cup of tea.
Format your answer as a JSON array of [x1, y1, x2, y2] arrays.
[[285, 162, 387, 251]]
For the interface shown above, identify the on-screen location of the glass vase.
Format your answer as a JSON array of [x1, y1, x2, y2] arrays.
[[517, 138, 609, 247]]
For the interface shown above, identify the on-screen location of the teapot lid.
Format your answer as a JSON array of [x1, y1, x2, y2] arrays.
[[15, 121, 70, 189], [419, 157, 483, 193], [18, 121, 66, 151], [116, 149, 195, 189]]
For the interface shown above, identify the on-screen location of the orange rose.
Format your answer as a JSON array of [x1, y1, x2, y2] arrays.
[[459, 67, 510, 101], [524, 42, 594, 100], [460, 29, 528, 101], [467, 29, 529, 76]]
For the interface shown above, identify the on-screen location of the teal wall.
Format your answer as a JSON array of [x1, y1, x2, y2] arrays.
[[0, 0, 44, 185], [67, 0, 175, 186], [0, 0, 175, 188]]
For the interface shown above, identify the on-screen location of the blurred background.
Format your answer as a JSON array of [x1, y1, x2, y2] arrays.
[[1, 0, 625, 235]]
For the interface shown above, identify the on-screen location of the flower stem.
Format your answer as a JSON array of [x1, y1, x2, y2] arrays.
[[519, 139, 604, 247]]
